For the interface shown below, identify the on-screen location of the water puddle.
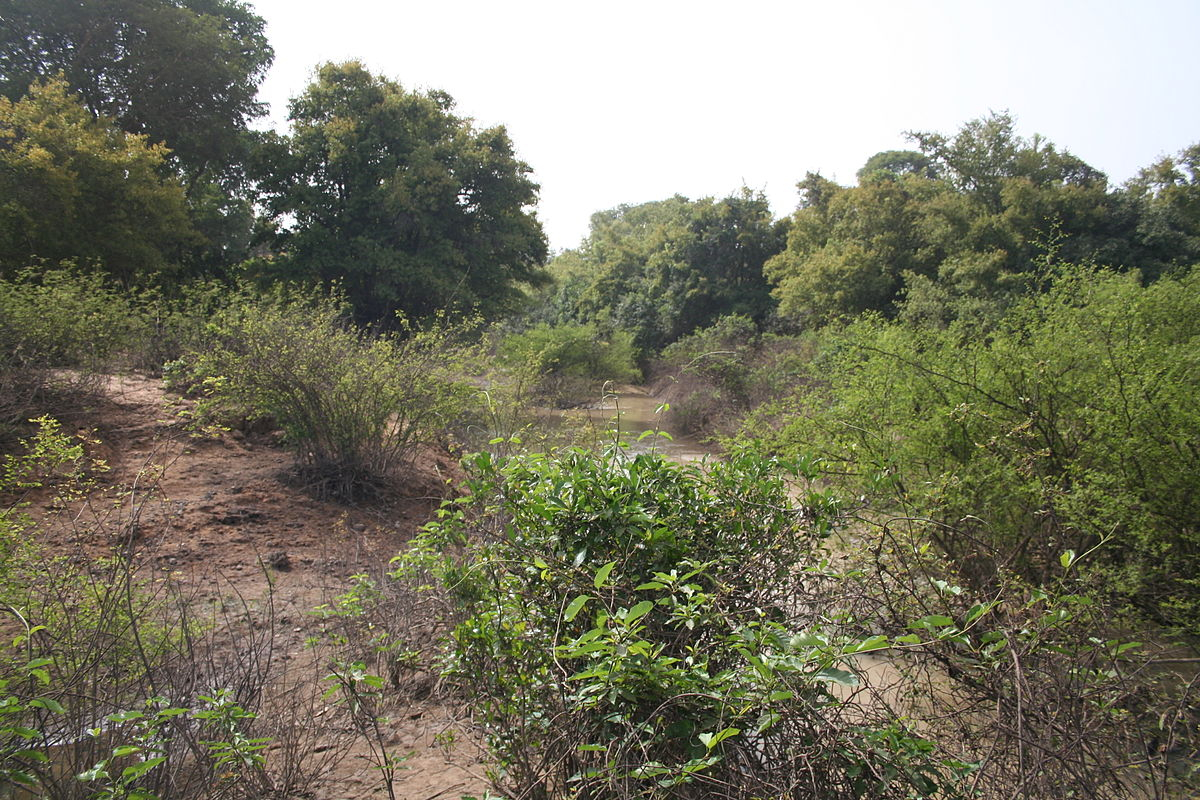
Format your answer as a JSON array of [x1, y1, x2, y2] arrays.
[[538, 388, 713, 463]]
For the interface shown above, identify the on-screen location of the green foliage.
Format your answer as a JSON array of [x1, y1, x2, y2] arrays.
[[402, 447, 965, 799], [253, 61, 548, 324], [0, 417, 93, 577], [1123, 142, 1200, 271], [0, 79, 198, 283], [544, 190, 785, 353], [497, 322, 640, 407], [0, 0, 273, 184], [743, 264, 1200, 631], [0, 267, 156, 429], [767, 114, 1176, 324], [654, 315, 818, 436], [0, 631, 64, 793], [181, 290, 478, 499]]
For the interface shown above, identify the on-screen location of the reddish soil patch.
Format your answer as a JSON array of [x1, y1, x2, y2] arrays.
[[27, 374, 489, 800]]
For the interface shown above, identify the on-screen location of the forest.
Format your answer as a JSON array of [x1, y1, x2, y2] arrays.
[[1, 1, 1198, 799]]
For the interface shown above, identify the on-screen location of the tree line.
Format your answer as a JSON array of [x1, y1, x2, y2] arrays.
[[4, 1, 1197, 341], [0, 0, 547, 323]]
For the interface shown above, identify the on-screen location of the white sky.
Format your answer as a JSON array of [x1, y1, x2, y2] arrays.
[[248, 0, 1200, 252]]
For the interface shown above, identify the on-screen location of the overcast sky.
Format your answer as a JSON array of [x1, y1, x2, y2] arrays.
[[247, 0, 1200, 252]]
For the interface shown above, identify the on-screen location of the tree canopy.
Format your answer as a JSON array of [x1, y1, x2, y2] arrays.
[[542, 191, 786, 352], [0, 79, 197, 282], [0, 0, 273, 184], [765, 113, 1197, 325], [253, 61, 549, 323]]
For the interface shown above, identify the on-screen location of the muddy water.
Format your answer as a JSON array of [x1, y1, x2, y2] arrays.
[[540, 387, 713, 463]]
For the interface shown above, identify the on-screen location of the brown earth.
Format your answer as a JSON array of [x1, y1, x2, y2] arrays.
[[25, 374, 490, 800]]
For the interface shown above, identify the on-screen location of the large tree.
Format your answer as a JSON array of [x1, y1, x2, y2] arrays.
[[0, 79, 197, 282], [0, 0, 273, 185], [766, 114, 1156, 324], [545, 191, 786, 352], [255, 61, 549, 323]]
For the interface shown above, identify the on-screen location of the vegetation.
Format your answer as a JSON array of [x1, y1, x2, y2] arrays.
[[538, 191, 785, 354], [250, 61, 549, 324], [497, 322, 641, 407], [0, 80, 198, 283], [399, 446, 970, 799], [176, 291, 480, 499], [0, 3, 1198, 797], [766, 114, 1195, 325], [742, 263, 1200, 632]]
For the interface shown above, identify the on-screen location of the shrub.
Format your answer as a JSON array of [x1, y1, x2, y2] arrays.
[[741, 264, 1200, 631], [182, 291, 478, 499], [497, 322, 640, 407], [0, 266, 146, 431], [400, 446, 967, 799], [653, 315, 819, 436]]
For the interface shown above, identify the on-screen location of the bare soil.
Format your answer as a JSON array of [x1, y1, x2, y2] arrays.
[[28, 374, 490, 800]]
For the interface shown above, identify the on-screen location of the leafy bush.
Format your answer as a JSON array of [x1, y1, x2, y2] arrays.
[[182, 291, 478, 499], [400, 446, 967, 799], [741, 264, 1200, 631], [497, 322, 640, 407], [653, 315, 819, 436], [810, 512, 1199, 800], [0, 266, 146, 430]]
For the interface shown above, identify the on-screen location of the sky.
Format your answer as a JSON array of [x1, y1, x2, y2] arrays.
[[247, 0, 1200, 252]]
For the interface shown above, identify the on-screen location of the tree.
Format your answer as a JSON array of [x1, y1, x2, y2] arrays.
[[907, 112, 1106, 211], [254, 61, 548, 323], [0, 0, 273, 185], [856, 150, 938, 182], [0, 79, 197, 282], [766, 115, 1158, 325], [1122, 143, 1200, 273], [547, 191, 785, 352]]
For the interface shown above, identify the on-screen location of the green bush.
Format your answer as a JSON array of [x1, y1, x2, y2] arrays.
[[497, 322, 640, 407], [400, 447, 966, 799], [741, 264, 1200, 631], [653, 315, 818, 436], [182, 291, 478, 499], [0, 266, 146, 430]]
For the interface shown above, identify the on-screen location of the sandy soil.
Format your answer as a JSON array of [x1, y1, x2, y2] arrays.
[[25, 374, 490, 800]]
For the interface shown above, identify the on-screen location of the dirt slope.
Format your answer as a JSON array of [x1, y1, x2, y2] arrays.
[[32, 374, 488, 800]]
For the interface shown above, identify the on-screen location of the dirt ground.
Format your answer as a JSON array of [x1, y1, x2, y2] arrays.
[[27, 374, 491, 800]]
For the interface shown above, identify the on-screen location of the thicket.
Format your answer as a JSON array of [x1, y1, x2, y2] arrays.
[[741, 263, 1200, 632], [398, 446, 974, 799], [0, 267, 230, 439], [377, 442, 1198, 799], [176, 291, 481, 499], [652, 315, 817, 435], [497, 322, 641, 407]]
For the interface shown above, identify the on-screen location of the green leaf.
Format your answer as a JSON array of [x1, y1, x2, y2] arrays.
[[121, 756, 167, 781], [813, 667, 859, 686], [593, 560, 616, 588], [698, 727, 740, 750], [1060, 549, 1076, 569], [30, 697, 65, 714], [849, 634, 889, 653], [564, 594, 590, 622], [624, 600, 654, 625], [910, 614, 955, 629]]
